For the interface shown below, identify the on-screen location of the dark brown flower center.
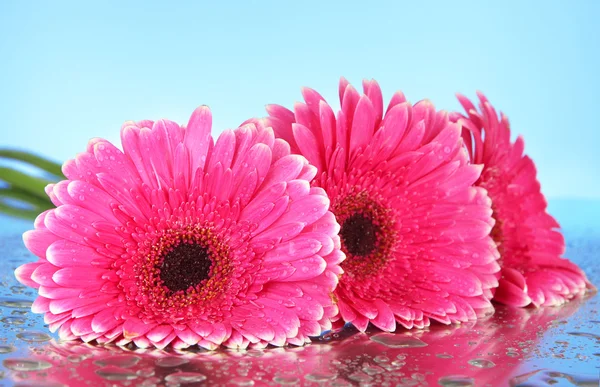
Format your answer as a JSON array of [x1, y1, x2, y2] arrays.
[[340, 213, 379, 257], [159, 242, 213, 293]]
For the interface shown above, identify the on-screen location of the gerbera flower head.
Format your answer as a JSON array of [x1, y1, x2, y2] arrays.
[[15, 106, 344, 350], [265, 78, 500, 332], [452, 92, 594, 307]]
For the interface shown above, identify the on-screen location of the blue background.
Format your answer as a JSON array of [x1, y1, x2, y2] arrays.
[[1, 0, 598, 199]]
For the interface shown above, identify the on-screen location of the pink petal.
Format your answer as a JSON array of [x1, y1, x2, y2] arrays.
[[184, 105, 212, 171], [349, 95, 376, 158], [14, 262, 43, 288]]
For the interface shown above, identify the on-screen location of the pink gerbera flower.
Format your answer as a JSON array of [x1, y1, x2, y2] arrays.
[[452, 93, 594, 307], [265, 78, 500, 332], [15, 106, 344, 350]]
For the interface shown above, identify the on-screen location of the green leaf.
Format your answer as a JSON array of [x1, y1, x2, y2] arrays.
[[0, 187, 54, 209], [0, 202, 41, 220], [0, 149, 63, 178], [0, 167, 54, 200], [0, 188, 54, 220]]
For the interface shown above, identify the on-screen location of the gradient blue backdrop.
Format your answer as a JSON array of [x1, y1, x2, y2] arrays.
[[1, 1, 598, 198]]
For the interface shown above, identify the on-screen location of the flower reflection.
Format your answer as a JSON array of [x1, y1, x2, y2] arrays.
[[324, 298, 587, 386], [11, 337, 334, 386], [8, 297, 587, 386]]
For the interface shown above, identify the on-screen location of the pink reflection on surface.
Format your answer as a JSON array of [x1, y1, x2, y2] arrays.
[[8, 294, 597, 386]]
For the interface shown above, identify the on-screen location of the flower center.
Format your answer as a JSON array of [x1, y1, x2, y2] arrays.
[[332, 190, 396, 278], [159, 242, 213, 294], [339, 213, 379, 257]]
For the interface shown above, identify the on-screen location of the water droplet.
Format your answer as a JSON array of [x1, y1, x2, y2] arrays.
[[412, 372, 426, 381], [155, 357, 189, 367], [14, 382, 66, 387], [3, 358, 52, 371], [165, 371, 207, 384], [273, 375, 300, 385], [67, 354, 87, 363], [305, 372, 336, 382], [443, 146, 451, 153], [0, 298, 33, 309], [331, 379, 352, 387], [94, 355, 141, 368], [436, 353, 454, 359], [467, 358, 495, 368], [0, 345, 15, 354], [370, 333, 428, 348], [567, 331, 600, 340], [95, 366, 138, 381], [373, 355, 390, 363], [511, 369, 600, 387], [398, 378, 419, 386], [229, 377, 255, 386], [136, 367, 156, 377], [438, 375, 475, 387], [1, 316, 26, 325], [246, 350, 264, 357], [16, 331, 52, 342], [363, 365, 385, 375], [348, 372, 373, 383]]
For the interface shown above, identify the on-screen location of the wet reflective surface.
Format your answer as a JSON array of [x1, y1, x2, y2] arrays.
[[0, 199, 598, 386]]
